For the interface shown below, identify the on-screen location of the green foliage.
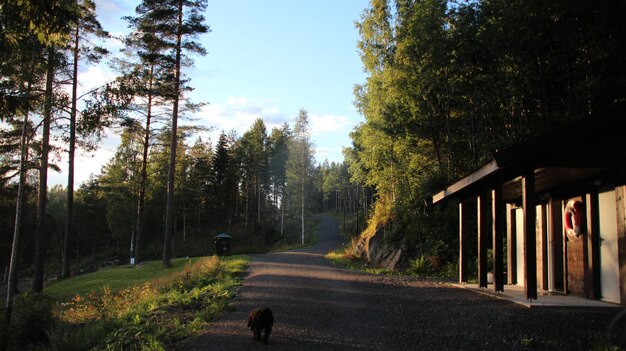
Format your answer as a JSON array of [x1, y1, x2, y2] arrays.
[[47, 322, 111, 351], [407, 255, 434, 276], [286, 110, 317, 244], [0, 293, 55, 350], [589, 338, 622, 351], [4, 256, 250, 350], [46, 257, 201, 301], [343, 0, 626, 269]]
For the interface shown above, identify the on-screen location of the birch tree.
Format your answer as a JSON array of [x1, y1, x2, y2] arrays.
[[286, 109, 314, 245]]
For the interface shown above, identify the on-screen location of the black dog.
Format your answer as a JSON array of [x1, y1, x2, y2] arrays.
[[247, 307, 274, 344]]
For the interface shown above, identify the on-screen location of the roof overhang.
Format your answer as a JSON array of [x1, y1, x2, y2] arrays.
[[432, 114, 626, 204]]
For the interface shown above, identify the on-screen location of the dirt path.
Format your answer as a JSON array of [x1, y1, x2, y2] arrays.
[[185, 215, 622, 350]]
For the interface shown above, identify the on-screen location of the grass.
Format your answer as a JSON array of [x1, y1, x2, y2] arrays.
[[325, 238, 457, 279], [324, 240, 396, 276], [45, 257, 203, 301], [2, 255, 250, 351], [326, 252, 395, 275]]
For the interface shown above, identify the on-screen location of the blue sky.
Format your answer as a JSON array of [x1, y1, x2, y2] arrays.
[[50, 0, 370, 186]]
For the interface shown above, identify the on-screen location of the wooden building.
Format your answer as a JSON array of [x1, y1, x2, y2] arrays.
[[432, 115, 626, 305]]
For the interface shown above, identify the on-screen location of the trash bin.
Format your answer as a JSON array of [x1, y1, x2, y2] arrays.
[[214, 233, 232, 256]]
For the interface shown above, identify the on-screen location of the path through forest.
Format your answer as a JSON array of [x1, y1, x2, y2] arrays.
[[186, 214, 621, 350]]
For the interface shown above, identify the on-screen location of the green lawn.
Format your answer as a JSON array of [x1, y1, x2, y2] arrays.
[[1, 255, 251, 350], [45, 257, 203, 301]]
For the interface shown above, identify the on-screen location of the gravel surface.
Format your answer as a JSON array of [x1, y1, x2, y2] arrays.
[[184, 215, 625, 351]]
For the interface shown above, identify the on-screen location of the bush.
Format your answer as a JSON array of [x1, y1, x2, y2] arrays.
[[52, 256, 247, 350], [1, 293, 55, 351], [407, 255, 434, 276], [48, 322, 111, 351]]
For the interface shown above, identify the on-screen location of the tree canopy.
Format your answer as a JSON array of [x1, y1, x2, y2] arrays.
[[346, 0, 626, 262]]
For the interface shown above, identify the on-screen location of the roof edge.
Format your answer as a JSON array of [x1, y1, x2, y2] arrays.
[[432, 160, 499, 204]]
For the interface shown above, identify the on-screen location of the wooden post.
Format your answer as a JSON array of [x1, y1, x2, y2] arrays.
[[614, 186, 626, 305], [548, 198, 564, 292], [507, 204, 517, 285], [523, 172, 538, 300], [478, 193, 489, 289], [459, 201, 468, 284], [586, 192, 601, 299], [492, 187, 505, 292], [538, 204, 548, 290], [563, 199, 569, 295]]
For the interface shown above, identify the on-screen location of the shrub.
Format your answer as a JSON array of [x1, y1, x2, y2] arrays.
[[52, 256, 247, 350], [407, 255, 434, 276], [1, 293, 55, 350], [48, 322, 111, 351]]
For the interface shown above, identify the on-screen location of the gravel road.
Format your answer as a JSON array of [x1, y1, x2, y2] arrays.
[[185, 215, 624, 351]]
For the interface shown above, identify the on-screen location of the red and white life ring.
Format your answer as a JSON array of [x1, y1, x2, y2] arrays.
[[563, 200, 583, 242]]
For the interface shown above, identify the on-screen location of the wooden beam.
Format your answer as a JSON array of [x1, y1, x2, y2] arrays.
[[478, 193, 489, 289], [492, 187, 505, 292], [433, 160, 499, 204], [507, 204, 517, 285], [586, 192, 601, 299], [615, 186, 626, 305], [459, 201, 468, 284], [523, 172, 537, 300]]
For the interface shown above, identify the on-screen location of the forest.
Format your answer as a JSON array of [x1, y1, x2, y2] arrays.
[[0, 0, 372, 326], [2, 0, 626, 325], [344, 0, 626, 267]]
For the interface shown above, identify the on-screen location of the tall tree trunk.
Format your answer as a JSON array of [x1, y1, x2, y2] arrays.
[[5, 53, 35, 322], [280, 187, 284, 237], [301, 162, 305, 245], [245, 180, 249, 228], [62, 24, 80, 280], [33, 47, 55, 292], [355, 185, 360, 236], [163, 0, 184, 268], [135, 66, 154, 264], [257, 175, 261, 223], [301, 190, 304, 246]]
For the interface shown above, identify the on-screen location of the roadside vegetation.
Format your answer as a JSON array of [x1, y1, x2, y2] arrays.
[[327, 208, 457, 278], [326, 243, 456, 279], [0, 256, 249, 351]]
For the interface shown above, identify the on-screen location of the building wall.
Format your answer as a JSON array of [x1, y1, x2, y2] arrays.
[[598, 190, 620, 303]]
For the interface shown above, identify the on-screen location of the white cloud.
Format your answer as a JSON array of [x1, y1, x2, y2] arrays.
[[196, 97, 288, 136], [49, 131, 120, 187], [314, 146, 331, 161], [96, 0, 135, 26], [309, 113, 350, 135], [48, 96, 356, 186], [77, 65, 117, 97]]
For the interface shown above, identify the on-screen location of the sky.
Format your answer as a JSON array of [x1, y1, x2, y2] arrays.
[[49, 0, 370, 186]]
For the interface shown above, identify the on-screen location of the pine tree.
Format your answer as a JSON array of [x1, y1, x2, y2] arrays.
[[3, 0, 77, 320], [143, 0, 210, 268], [62, 0, 109, 279], [211, 132, 231, 225], [118, 0, 176, 264], [268, 124, 290, 235], [238, 118, 268, 233]]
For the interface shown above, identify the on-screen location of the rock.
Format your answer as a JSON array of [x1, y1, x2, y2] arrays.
[[359, 230, 407, 271]]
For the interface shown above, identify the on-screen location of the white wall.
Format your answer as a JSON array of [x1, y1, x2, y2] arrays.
[[598, 190, 620, 303], [515, 208, 525, 287]]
